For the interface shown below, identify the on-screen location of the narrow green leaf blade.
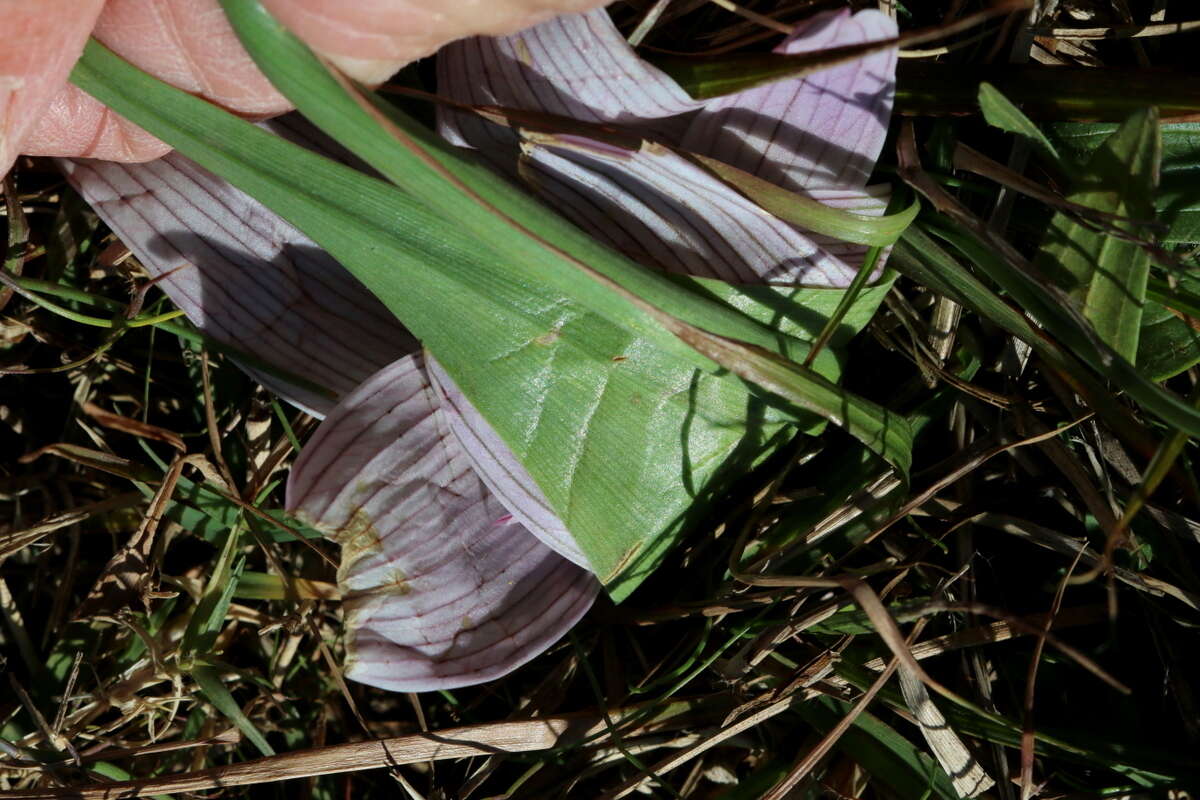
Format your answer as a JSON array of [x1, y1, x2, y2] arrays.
[[797, 696, 961, 800], [190, 665, 275, 757], [688, 153, 918, 247]]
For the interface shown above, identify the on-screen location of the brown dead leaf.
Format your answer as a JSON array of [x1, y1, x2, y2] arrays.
[[81, 401, 185, 452]]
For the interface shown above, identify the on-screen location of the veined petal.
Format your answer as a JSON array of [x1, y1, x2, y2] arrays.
[[286, 354, 599, 691], [436, 10, 896, 287], [520, 133, 859, 286], [679, 9, 898, 194], [61, 115, 414, 417], [68, 113, 600, 691], [437, 8, 701, 162], [426, 357, 590, 568]]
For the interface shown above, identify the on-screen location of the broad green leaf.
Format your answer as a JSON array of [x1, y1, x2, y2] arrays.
[[1140, 276, 1200, 381], [1148, 276, 1200, 320], [71, 11, 910, 599], [1035, 108, 1161, 363], [691, 278, 894, 357], [1055, 122, 1200, 246], [1138, 301, 1200, 381], [977, 82, 1062, 165]]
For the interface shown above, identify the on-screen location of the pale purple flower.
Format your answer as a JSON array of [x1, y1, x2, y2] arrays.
[[64, 8, 896, 691]]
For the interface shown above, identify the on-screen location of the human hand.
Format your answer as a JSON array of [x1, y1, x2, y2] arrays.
[[0, 0, 608, 178]]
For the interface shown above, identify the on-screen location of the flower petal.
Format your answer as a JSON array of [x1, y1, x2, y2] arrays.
[[436, 8, 701, 162], [286, 353, 599, 691], [436, 9, 896, 287], [426, 357, 590, 568], [679, 9, 898, 194], [520, 133, 859, 286], [61, 115, 414, 417]]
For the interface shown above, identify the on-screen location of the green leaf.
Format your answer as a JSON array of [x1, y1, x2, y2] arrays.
[[834, 659, 1190, 787], [71, 9, 908, 599], [1055, 121, 1200, 247], [977, 81, 1062, 165], [691, 278, 894, 357], [1140, 276, 1200, 380], [191, 665, 275, 757], [87, 762, 174, 800], [179, 535, 244, 662], [1035, 108, 1161, 363], [911, 219, 1200, 441]]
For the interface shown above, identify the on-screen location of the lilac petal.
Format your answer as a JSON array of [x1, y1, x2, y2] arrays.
[[437, 8, 702, 164], [436, 10, 896, 286], [61, 117, 414, 418], [425, 357, 589, 568], [520, 133, 859, 286], [286, 354, 599, 692], [679, 9, 898, 194]]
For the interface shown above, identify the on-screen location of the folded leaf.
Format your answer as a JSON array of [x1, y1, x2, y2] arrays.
[[73, 5, 906, 607], [288, 354, 599, 691], [1034, 108, 1161, 362]]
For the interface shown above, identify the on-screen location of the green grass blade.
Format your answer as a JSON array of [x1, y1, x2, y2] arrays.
[[179, 537, 244, 662], [190, 665, 275, 757], [909, 220, 1200, 439], [797, 696, 960, 800]]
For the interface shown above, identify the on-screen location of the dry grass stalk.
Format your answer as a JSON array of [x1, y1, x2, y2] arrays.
[[5, 715, 609, 799]]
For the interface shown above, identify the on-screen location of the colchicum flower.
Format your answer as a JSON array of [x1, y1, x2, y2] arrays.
[[65, 8, 897, 691]]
